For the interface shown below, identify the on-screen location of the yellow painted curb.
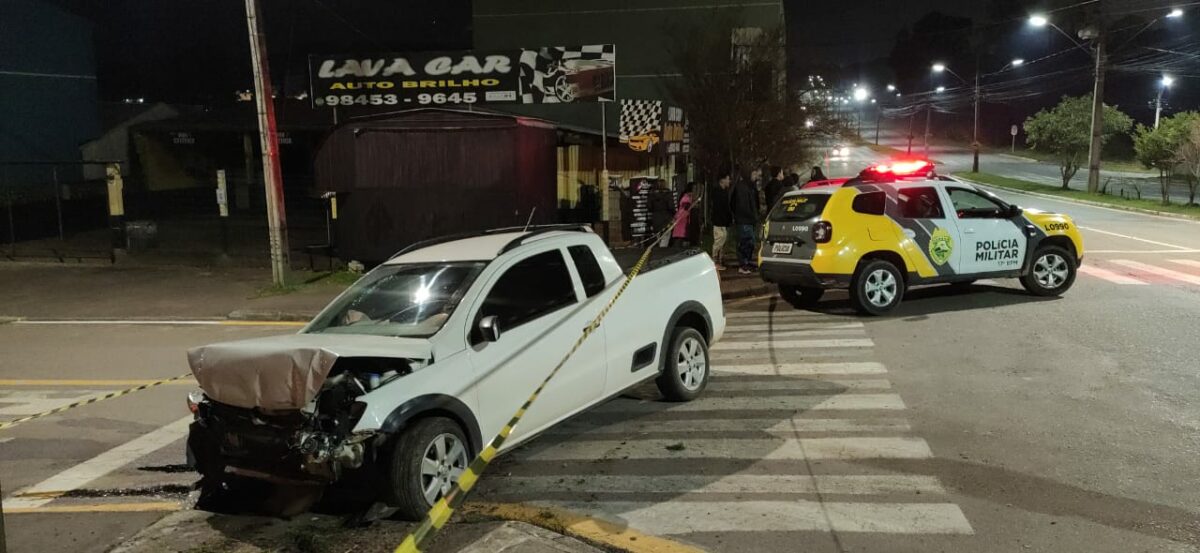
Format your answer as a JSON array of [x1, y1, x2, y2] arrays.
[[5, 501, 182, 514], [463, 501, 706, 553]]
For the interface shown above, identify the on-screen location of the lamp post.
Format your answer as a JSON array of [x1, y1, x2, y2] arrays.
[[933, 59, 1025, 172], [1155, 75, 1174, 128]]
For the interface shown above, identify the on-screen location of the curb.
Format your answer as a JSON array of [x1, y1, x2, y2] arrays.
[[954, 174, 1200, 223], [721, 281, 773, 300], [225, 309, 315, 322]]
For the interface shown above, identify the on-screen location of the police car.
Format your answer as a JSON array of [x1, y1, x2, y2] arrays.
[[760, 161, 1085, 315]]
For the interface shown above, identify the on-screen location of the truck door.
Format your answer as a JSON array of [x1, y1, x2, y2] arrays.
[[945, 187, 1026, 274], [465, 247, 606, 447], [894, 186, 966, 277]]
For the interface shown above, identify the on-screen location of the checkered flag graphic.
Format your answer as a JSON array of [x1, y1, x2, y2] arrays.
[[518, 44, 616, 104], [619, 99, 662, 141]]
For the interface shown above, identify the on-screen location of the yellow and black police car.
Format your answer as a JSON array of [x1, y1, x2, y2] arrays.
[[760, 161, 1085, 315]]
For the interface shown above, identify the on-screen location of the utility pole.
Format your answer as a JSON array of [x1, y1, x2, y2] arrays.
[[972, 70, 981, 173], [244, 0, 290, 285], [1085, 5, 1107, 194], [924, 104, 932, 158]]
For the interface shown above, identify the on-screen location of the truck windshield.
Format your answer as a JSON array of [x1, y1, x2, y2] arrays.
[[770, 194, 830, 221], [307, 262, 486, 338]]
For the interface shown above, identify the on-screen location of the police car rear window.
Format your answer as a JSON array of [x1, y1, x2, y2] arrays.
[[770, 194, 829, 221]]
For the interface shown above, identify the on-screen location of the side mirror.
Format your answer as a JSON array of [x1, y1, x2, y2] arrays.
[[478, 316, 502, 343], [1007, 204, 1023, 218]]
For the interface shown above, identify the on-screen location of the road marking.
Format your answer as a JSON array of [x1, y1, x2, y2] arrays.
[[725, 311, 825, 319], [707, 378, 892, 391], [462, 502, 706, 553], [1110, 260, 1200, 286], [1077, 265, 1149, 285], [1076, 226, 1192, 250], [522, 437, 930, 461], [10, 319, 305, 327], [1088, 249, 1200, 254], [482, 474, 946, 495], [0, 437, 13, 444], [713, 338, 874, 351], [2, 417, 191, 509], [523, 500, 974, 534], [4, 501, 182, 514], [1168, 259, 1200, 270], [597, 393, 906, 412], [722, 322, 865, 332], [0, 379, 194, 387], [719, 329, 868, 341], [713, 362, 887, 375], [0, 393, 99, 416], [545, 417, 912, 435]]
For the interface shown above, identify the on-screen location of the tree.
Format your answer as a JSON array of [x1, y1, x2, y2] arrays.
[[664, 12, 844, 178], [1172, 114, 1200, 206], [1024, 95, 1133, 190], [1133, 113, 1195, 205]]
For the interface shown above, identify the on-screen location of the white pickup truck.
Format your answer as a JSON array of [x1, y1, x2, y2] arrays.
[[186, 226, 724, 519]]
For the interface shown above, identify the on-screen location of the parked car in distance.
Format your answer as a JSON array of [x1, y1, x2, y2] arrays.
[[186, 226, 725, 519]]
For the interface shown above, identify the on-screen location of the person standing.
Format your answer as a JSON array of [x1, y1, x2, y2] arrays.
[[808, 166, 827, 183], [710, 173, 733, 270], [764, 165, 787, 209], [671, 182, 696, 247], [730, 172, 760, 275]]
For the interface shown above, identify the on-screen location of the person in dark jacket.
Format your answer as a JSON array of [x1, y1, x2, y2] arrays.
[[764, 165, 787, 209], [709, 174, 733, 269], [808, 166, 827, 182], [730, 173, 760, 274]]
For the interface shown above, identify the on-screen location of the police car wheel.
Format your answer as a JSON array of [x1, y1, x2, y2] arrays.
[[779, 284, 824, 309], [385, 417, 471, 521], [850, 260, 905, 316], [656, 326, 709, 402], [1021, 245, 1076, 296]]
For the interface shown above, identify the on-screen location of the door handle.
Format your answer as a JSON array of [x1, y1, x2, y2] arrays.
[[964, 228, 976, 234]]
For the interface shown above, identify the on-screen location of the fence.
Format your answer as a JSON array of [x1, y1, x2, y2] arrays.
[[1, 161, 332, 267]]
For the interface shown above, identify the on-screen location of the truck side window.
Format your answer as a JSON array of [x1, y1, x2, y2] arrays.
[[568, 245, 607, 297], [477, 250, 577, 334], [851, 191, 886, 215], [898, 187, 945, 219]]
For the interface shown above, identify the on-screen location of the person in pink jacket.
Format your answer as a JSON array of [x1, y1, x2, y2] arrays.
[[671, 181, 696, 247]]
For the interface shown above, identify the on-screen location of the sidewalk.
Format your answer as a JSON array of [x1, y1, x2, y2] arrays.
[[111, 510, 603, 553], [0, 259, 772, 322]]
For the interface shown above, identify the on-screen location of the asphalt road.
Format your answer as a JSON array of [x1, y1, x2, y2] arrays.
[[2, 170, 1199, 552]]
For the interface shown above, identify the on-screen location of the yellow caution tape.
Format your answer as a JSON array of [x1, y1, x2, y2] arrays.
[[0, 373, 193, 431], [395, 195, 704, 553]]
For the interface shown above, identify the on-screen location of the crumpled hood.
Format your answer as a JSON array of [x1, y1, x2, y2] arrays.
[[188, 333, 432, 411]]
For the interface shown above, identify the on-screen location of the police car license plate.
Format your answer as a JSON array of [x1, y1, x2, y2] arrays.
[[771, 242, 793, 254]]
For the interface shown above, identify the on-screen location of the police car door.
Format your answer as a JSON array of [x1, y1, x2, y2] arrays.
[[945, 187, 1026, 274], [894, 185, 966, 277]]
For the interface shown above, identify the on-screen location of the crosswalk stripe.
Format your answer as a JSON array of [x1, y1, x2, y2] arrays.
[[707, 378, 891, 391], [524, 501, 974, 534], [1110, 259, 1200, 286], [1078, 265, 1148, 285], [714, 338, 874, 351], [482, 474, 946, 495], [544, 417, 912, 435], [719, 329, 867, 341], [722, 322, 864, 332], [713, 362, 887, 375], [725, 311, 824, 319], [1167, 259, 1200, 270], [596, 394, 906, 412], [521, 437, 931, 461]]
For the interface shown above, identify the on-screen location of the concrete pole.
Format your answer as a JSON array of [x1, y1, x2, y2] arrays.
[[972, 71, 981, 173], [1154, 87, 1165, 129], [244, 0, 290, 285], [924, 105, 932, 158], [1085, 18, 1107, 194], [52, 166, 64, 241]]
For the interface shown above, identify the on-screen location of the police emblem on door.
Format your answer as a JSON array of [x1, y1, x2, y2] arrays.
[[928, 227, 954, 266]]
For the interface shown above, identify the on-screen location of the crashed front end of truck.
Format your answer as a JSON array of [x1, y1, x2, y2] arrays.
[[185, 334, 430, 502]]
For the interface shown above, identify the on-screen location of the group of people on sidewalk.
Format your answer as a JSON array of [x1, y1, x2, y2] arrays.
[[709, 165, 826, 274]]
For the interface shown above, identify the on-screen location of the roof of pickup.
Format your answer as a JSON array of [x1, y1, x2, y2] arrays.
[[385, 226, 594, 264]]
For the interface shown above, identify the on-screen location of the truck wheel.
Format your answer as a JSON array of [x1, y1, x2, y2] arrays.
[[384, 417, 471, 521], [656, 326, 709, 402], [1020, 245, 1076, 296], [850, 260, 905, 316], [779, 284, 824, 309]]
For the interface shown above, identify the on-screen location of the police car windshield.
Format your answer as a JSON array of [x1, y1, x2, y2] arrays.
[[770, 194, 830, 221]]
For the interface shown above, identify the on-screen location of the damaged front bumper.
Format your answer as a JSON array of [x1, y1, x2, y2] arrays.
[[187, 399, 377, 485]]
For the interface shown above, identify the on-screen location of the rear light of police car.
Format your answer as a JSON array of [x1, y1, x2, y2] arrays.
[[812, 221, 833, 244]]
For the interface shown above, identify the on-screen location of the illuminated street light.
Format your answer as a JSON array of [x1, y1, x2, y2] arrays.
[[1162, 75, 1175, 87], [1011, 58, 1025, 67], [932, 63, 946, 73], [936, 86, 946, 93], [886, 84, 896, 92], [1029, 14, 1048, 27], [1156, 75, 1175, 128], [1167, 8, 1183, 18], [805, 119, 815, 128], [853, 87, 870, 102]]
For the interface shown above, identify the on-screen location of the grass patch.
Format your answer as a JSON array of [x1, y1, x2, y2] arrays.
[[999, 148, 1152, 175], [958, 172, 1200, 219], [255, 270, 361, 297]]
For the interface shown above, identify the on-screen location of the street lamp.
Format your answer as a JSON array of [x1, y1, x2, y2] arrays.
[[1029, 14, 1048, 27], [1167, 8, 1183, 18], [853, 87, 870, 102], [932, 63, 946, 73], [886, 84, 896, 92], [1156, 75, 1175, 128], [935, 86, 946, 93], [1010, 58, 1025, 68]]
